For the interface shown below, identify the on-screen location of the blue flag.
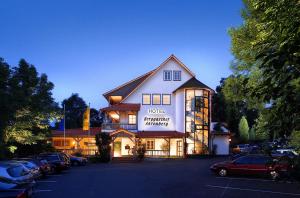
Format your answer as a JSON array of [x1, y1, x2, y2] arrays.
[[58, 118, 65, 131]]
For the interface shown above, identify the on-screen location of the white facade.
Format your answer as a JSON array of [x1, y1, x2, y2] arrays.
[[102, 55, 229, 157], [124, 59, 193, 132]]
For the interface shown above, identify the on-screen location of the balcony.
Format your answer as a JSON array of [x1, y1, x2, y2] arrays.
[[102, 123, 138, 132]]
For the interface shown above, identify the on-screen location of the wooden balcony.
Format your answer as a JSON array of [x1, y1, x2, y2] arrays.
[[102, 123, 138, 131]]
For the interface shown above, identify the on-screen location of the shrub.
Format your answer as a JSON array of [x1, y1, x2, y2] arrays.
[[137, 146, 146, 161], [95, 133, 112, 163], [239, 116, 249, 142]]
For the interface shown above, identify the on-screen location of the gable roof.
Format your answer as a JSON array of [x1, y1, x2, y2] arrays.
[[103, 70, 154, 101], [173, 77, 214, 93], [103, 54, 196, 102]]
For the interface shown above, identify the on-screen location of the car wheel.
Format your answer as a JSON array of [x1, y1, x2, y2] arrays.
[[270, 170, 279, 180], [218, 168, 227, 177]]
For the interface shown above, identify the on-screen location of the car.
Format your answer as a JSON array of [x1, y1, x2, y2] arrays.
[[232, 144, 251, 154], [0, 180, 34, 198], [68, 155, 87, 166], [15, 158, 52, 177], [210, 154, 290, 180], [0, 162, 34, 190], [10, 160, 42, 179], [38, 153, 69, 173]]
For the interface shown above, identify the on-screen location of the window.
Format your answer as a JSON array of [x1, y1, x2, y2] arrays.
[[142, 94, 151, 105], [173, 70, 181, 81], [146, 140, 155, 150], [152, 94, 161, 105], [162, 94, 171, 105], [53, 139, 70, 147], [234, 156, 251, 164], [163, 70, 172, 81], [128, 114, 136, 125]]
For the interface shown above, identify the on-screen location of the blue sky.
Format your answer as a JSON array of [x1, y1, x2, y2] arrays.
[[0, 0, 243, 109]]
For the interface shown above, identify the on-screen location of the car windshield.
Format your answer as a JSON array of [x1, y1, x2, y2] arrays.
[[43, 155, 60, 161], [7, 165, 29, 177]]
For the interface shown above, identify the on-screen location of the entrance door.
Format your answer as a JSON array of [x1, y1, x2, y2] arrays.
[[176, 140, 183, 156], [114, 141, 122, 157]]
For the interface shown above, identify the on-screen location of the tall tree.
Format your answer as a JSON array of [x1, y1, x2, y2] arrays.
[[225, 0, 300, 138], [1, 58, 59, 156], [239, 116, 249, 142], [62, 94, 87, 129]]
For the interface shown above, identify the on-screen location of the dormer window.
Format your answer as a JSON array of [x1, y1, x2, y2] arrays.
[[163, 70, 172, 81], [173, 70, 181, 81]]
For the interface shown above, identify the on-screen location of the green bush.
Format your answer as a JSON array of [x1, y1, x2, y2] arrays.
[[137, 146, 146, 161]]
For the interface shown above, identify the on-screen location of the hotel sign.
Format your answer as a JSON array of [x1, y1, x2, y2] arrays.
[[144, 108, 170, 127]]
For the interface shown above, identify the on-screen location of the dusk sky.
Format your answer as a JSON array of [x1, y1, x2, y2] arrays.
[[0, 0, 243, 109]]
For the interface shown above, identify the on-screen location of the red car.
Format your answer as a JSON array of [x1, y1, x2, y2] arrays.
[[210, 155, 291, 180]]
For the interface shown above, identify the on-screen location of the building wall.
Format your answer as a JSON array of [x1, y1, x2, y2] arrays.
[[124, 59, 193, 132], [213, 136, 230, 155]]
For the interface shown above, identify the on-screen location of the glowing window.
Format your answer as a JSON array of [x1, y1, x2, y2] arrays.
[[152, 94, 161, 105], [162, 94, 171, 105], [146, 140, 155, 150], [142, 94, 151, 105], [128, 114, 136, 125]]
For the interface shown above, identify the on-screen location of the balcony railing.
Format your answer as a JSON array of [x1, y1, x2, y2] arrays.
[[102, 123, 137, 131], [145, 150, 170, 157]]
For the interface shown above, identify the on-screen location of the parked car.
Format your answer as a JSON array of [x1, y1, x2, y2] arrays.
[[0, 161, 34, 190], [38, 153, 69, 173], [0, 181, 34, 198], [210, 154, 290, 180], [232, 144, 251, 154], [11, 160, 41, 179], [274, 148, 298, 160], [68, 155, 87, 166], [16, 158, 52, 177]]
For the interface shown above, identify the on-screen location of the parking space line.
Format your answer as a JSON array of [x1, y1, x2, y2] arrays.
[[215, 177, 273, 182], [206, 185, 300, 196], [48, 174, 62, 177], [37, 180, 57, 183], [34, 189, 53, 193]]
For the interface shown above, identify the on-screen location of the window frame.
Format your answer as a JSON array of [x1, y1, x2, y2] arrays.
[[173, 70, 181, 81], [128, 114, 137, 125], [146, 140, 155, 150], [152, 94, 161, 105], [163, 70, 172, 81], [162, 94, 171, 105], [142, 94, 151, 105]]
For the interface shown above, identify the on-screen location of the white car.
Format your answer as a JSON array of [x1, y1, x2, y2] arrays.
[[0, 161, 34, 190], [276, 149, 298, 156]]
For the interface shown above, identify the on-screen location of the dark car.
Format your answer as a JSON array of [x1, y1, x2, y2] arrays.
[[68, 155, 87, 166], [210, 154, 289, 180], [38, 153, 69, 173]]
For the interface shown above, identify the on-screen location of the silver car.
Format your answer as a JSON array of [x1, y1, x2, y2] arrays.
[[0, 161, 34, 190]]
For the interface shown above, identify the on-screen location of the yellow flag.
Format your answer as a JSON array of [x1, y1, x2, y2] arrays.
[[83, 107, 90, 131]]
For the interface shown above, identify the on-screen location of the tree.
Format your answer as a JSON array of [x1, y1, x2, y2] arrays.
[[255, 114, 270, 141], [0, 58, 59, 156], [225, 0, 300, 138], [95, 133, 112, 162], [239, 116, 249, 142], [90, 108, 102, 127], [289, 130, 300, 153], [62, 94, 87, 129], [213, 78, 259, 136], [249, 127, 256, 141]]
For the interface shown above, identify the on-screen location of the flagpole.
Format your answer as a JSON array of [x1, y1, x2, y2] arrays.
[[88, 103, 91, 155], [63, 104, 66, 152]]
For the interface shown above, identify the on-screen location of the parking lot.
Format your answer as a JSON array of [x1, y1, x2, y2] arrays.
[[34, 157, 300, 198]]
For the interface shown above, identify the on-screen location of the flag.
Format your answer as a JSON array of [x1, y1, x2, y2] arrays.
[[83, 107, 90, 131], [58, 118, 65, 131]]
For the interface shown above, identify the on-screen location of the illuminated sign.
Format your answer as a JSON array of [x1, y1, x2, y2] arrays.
[[144, 108, 170, 127]]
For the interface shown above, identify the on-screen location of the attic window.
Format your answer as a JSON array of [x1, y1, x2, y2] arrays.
[[173, 70, 181, 81], [163, 70, 172, 81]]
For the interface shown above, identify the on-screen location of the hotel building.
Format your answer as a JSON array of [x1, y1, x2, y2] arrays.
[[101, 55, 230, 158]]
